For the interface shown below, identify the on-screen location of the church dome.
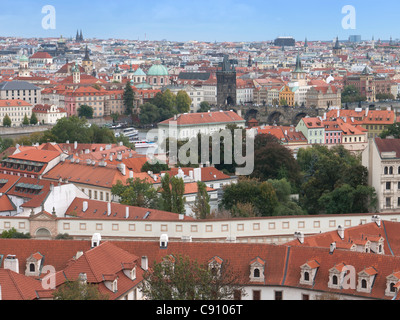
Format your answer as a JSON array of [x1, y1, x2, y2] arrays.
[[20, 55, 29, 62], [147, 64, 168, 76], [133, 68, 146, 76]]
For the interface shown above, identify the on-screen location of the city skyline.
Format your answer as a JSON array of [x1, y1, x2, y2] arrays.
[[0, 0, 399, 42]]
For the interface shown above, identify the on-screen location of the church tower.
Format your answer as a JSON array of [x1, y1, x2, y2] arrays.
[[291, 54, 307, 85], [112, 64, 122, 83], [333, 37, 342, 56], [216, 55, 237, 107], [72, 62, 81, 84], [82, 45, 93, 74], [18, 54, 30, 77]]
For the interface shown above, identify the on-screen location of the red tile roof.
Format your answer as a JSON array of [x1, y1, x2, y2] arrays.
[[159, 111, 245, 126]]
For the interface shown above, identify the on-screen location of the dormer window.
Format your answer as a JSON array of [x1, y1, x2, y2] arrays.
[[103, 274, 118, 293], [357, 267, 377, 293], [249, 257, 265, 282], [300, 260, 319, 285], [385, 272, 400, 297], [208, 256, 223, 278], [328, 263, 348, 289], [122, 262, 136, 281]]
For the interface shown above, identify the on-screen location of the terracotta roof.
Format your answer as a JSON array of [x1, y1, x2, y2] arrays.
[[0, 99, 31, 107], [0, 194, 15, 212], [65, 197, 194, 221], [0, 269, 43, 300], [30, 52, 53, 59], [375, 137, 400, 158], [159, 111, 245, 126]]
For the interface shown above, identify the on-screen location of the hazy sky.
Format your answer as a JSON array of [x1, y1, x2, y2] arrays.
[[0, 0, 398, 42]]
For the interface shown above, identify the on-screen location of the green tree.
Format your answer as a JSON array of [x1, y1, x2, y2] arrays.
[[341, 85, 367, 103], [49, 116, 91, 143], [30, 112, 38, 125], [380, 122, 400, 139], [251, 134, 301, 190], [89, 124, 117, 144], [52, 280, 109, 300], [170, 176, 185, 214], [3, 114, 11, 127], [22, 114, 29, 125], [176, 90, 192, 113], [123, 82, 135, 115], [77, 104, 94, 119], [139, 102, 161, 125], [160, 173, 172, 212], [141, 254, 245, 300], [1, 227, 31, 239], [0, 137, 13, 153], [111, 178, 159, 209], [192, 181, 210, 219], [198, 101, 210, 113], [141, 160, 169, 174]]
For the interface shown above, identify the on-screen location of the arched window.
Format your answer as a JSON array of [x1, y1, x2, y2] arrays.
[[361, 279, 367, 289], [390, 167, 394, 175], [390, 282, 396, 293], [304, 272, 310, 281], [29, 263, 35, 272], [385, 167, 388, 175], [332, 275, 338, 285], [254, 268, 260, 278]]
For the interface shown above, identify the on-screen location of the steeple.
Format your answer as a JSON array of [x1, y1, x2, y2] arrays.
[[304, 37, 308, 48], [83, 45, 90, 61], [294, 54, 302, 72], [80, 30, 83, 42]]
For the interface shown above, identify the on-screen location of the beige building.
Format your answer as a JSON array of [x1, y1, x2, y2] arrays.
[[32, 104, 67, 125], [362, 138, 400, 213], [0, 99, 33, 127], [306, 85, 341, 109], [0, 81, 41, 105]]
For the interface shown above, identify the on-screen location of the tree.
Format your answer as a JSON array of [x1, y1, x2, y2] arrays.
[[198, 101, 210, 113], [251, 134, 301, 190], [111, 178, 159, 209], [141, 160, 169, 174], [192, 181, 210, 219], [0, 137, 13, 153], [341, 85, 367, 103], [3, 114, 11, 127], [49, 116, 91, 143], [380, 122, 400, 139], [77, 104, 94, 119], [52, 279, 109, 300], [159, 174, 185, 214], [176, 90, 191, 113], [141, 254, 245, 300], [297, 145, 376, 214], [139, 102, 161, 125], [1, 227, 31, 239], [30, 112, 38, 125], [22, 114, 29, 125], [89, 124, 117, 144], [123, 82, 135, 115]]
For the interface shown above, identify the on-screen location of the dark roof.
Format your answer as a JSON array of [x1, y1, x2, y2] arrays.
[[0, 81, 41, 91], [375, 137, 400, 158], [178, 72, 211, 81]]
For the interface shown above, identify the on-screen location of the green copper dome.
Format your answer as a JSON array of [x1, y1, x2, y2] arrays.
[[133, 68, 146, 76], [20, 55, 29, 62], [147, 64, 168, 76]]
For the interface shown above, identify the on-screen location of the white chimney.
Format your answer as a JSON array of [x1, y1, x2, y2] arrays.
[[78, 273, 87, 284], [117, 152, 122, 161], [372, 215, 381, 227], [75, 251, 84, 259], [91, 233, 101, 248], [329, 242, 336, 254], [118, 163, 126, 176], [4, 255, 19, 273], [160, 234, 168, 249], [338, 225, 345, 240], [107, 202, 111, 216], [74, 141, 78, 150], [294, 231, 304, 244], [193, 167, 201, 181], [179, 214, 184, 220], [125, 207, 129, 219], [141, 256, 148, 271], [109, 155, 113, 162], [129, 171, 134, 178], [82, 201, 88, 212]]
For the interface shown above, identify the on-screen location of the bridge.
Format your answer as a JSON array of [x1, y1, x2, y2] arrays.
[[236, 105, 325, 126]]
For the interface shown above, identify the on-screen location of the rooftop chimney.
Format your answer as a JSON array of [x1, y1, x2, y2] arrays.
[[118, 163, 126, 176], [129, 171, 134, 179], [82, 201, 88, 212], [125, 207, 129, 219], [91, 233, 101, 248], [160, 234, 168, 249], [372, 215, 381, 227], [141, 256, 148, 271], [338, 225, 345, 240], [74, 141, 78, 150], [294, 231, 304, 244], [107, 202, 111, 216], [329, 242, 336, 255], [4, 255, 19, 273]]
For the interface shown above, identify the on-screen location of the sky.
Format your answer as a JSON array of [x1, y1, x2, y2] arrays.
[[0, 0, 399, 42]]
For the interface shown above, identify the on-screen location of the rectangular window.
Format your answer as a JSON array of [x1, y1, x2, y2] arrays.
[[237, 224, 244, 231], [298, 221, 305, 229], [161, 225, 168, 232], [253, 223, 260, 230], [191, 225, 198, 233], [206, 225, 213, 232], [275, 291, 283, 300], [329, 220, 336, 228], [112, 224, 119, 231], [79, 223, 86, 230], [282, 222, 289, 229], [176, 225, 183, 232], [96, 223, 103, 231], [253, 290, 261, 300], [269, 222, 276, 230], [63, 223, 70, 230], [221, 224, 228, 232], [145, 224, 152, 231], [313, 221, 320, 228], [386, 182, 391, 190]]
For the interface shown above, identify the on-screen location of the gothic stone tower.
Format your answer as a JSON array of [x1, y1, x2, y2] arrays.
[[217, 55, 237, 107]]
